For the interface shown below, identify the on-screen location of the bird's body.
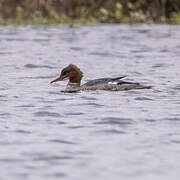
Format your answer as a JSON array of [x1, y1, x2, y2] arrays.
[[51, 64, 151, 92]]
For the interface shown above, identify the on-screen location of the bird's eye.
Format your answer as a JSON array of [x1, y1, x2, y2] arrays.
[[62, 71, 68, 76]]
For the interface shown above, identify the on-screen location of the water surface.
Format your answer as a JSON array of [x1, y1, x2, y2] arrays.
[[0, 24, 180, 180]]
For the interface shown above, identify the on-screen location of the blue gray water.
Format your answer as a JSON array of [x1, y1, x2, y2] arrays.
[[0, 24, 180, 180]]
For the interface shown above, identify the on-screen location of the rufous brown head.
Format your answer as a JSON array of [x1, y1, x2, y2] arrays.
[[50, 64, 83, 84]]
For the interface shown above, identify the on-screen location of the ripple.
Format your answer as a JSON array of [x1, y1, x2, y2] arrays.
[[0, 142, 32, 145], [95, 129, 126, 134], [24, 64, 54, 69], [95, 117, 133, 125], [0, 95, 7, 97], [0, 158, 25, 162], [70, 47, 83, 51], [145, 119, 156, 122], [54, 172, 65, 177], [33, 155, 73, 161], [89, 51, 112, 57], [45, 119, 66, 124], [0, 99, 8, 102], [134, 55, 145, 59], [80, 96, 97, 100], [152, 63, 165, 68], [173, 85, 180, 90], [38, 100, 56, 103], [68, 126, 84, 129], [33, 111, 62, 118], [171, 140, 180, 144], [15, 130, 32, 134], [0, 88, 8, 91], [47, 91, 62, 95], [65, 112, 84, 116], [55, 98, 73, 101], [15, 104, 35, 108], [159, 49, 170, 53], [135, 97, 153, 101], [125, 90, 142, 95], [0, 52, 13, 55], [80, 102, 104, 107], [138, 29, 150, 33], [164, 117, 180, 121], [21, 76, 54, 79], [56, 121, 66, 124], [0, 113, 11, 117], [32, 38, 49, 42], [50, 139, 77, 144]]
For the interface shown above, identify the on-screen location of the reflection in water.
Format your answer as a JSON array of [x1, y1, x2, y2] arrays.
[[0, 25, 180, 180]]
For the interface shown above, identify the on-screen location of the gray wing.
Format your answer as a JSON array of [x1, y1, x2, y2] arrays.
[[82, 76, 127, 87]]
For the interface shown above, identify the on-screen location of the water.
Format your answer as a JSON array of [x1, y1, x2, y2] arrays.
[[0, 24, 180, 180]]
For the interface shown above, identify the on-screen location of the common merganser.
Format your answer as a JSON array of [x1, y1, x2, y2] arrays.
[[50, 64, 151, 92]]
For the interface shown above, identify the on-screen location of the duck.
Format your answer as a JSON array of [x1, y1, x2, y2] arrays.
[[50, 64, 151, 92]]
